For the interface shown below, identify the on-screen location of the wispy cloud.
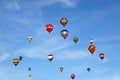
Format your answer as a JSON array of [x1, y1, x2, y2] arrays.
[[0, 53, 10, 62], [95, 35, 120, 42], [94, 67, 110, 74], [56, 50, 89, 60], [2, 1, 21, 10]]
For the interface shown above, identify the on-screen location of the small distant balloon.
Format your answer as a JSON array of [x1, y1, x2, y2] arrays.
[[19, 56, 22, 61], [99, 53, 105, 60], [27, 36, 32, 43], [45, 24, 54, 33], [28, 73, 32, 77], [61, 29, 69, 39], [89, 39, 94, 44], [48, 54, 54, 62], [12, 58, 20, 66], [88, 45, 96, 55], [71, 74, 75, 80], [87, 68, 91, 72], [60, 17, 68, 27], [73, 37, 79, 43], [28, 67, 31, 71], [59, 67, 64, 72]]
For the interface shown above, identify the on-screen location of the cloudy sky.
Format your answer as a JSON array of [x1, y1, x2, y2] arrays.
[[0, 0, 120, 80]]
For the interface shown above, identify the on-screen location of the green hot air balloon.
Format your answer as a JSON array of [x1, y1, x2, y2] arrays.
[[73, 37, 78, 43]]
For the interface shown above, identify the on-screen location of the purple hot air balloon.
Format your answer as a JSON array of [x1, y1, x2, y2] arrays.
[[60, 29, 69, 39], [71, 74, 75, 80]]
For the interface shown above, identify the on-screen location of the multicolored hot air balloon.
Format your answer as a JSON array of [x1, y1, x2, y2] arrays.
[[71, 74, 75, 80], [88, 45, 96, 55], [87, 68, 91, 72], [89, 39, 94, 44], [73, 37, 78, 43], [99, 53, 105, 60], [19, 56, 22, 61], [27, 36, 32, 43], [12, 58, 20, 66], [60, 17, 68, 27], [45, 24, 54, 33], [61, 29, 69, 39], [59, 67, 64, 72], [48, 54, 54, 62]]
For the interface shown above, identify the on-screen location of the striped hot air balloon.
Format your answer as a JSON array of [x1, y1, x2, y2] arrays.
[[88, 45, 96, 55], [12, 58, 20, 66]]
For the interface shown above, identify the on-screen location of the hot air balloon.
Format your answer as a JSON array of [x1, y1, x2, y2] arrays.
[[28, 73, 32, 77], [48, 54, 54, 62], [73, 37, 78, 43], [19, 56, 22, 61], [88, 45, 96, 55], [45, 24, 54, 33], [60, 17, 68, 27], [59, 67, 64, 72], [61, 29, 69, 39], [99, 53, 104, 60], [89, 39, 94, 44], [87, 68, 91, 72], [28, 67, 31, 71], [71, 74, 75, 80], [12, 58, 20, 66], [27, 36, 32, 43]]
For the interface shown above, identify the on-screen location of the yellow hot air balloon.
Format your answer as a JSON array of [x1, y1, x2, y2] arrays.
[[12, 58, 20, 66], [88, 45, 96, 55], [28, 73, 32, 77], [59, 67, 64, 72]]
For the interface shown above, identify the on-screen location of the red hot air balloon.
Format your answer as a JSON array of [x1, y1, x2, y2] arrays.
[[71, 74, 75, 80], [99, 53, 105, 60], [45, 24, 54, 33], [88, 45, 96, 55]]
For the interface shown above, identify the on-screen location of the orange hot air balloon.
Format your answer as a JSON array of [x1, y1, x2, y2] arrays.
[[12, 58, 20, 66], [60, 18, 68, 27], [88, 45, 96, 55], [99, 53, 104, 60], [59, 67, 64, 72]]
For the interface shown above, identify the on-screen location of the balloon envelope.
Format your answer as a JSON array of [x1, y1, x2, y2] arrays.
[[19, 56, 22, 61], [48, 54, 54, 62], [28, 67, 31, 71], [45, 24, 54, 33], [27, 36, 32, 43], [88, 45, 96, 55], [87, 68, 91, 72], [61, 29, 69, 39], [59, 67, 64, 72], [89, 39, 94, 44], [60, 17, 68, 27], [73, 37, 78, 43], [71, 74, 75, 80], [99, 53, 104, 60], [12, 58, 19, 66]]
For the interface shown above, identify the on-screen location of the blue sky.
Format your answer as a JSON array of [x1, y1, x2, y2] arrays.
[[0, 0, 120, 80]]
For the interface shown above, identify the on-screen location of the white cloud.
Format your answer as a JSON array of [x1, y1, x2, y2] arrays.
[[0, 53, 10, 62], [59, 0, 78, 8], [3, 1, 21, 10], [94, 67, 110, 74], [56, 50, 89, 60], [95, 35, 120, 42], [112, 76, 120, 80]]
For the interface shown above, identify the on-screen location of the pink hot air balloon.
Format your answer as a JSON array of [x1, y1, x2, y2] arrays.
[[71, 74, 75, 80]]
